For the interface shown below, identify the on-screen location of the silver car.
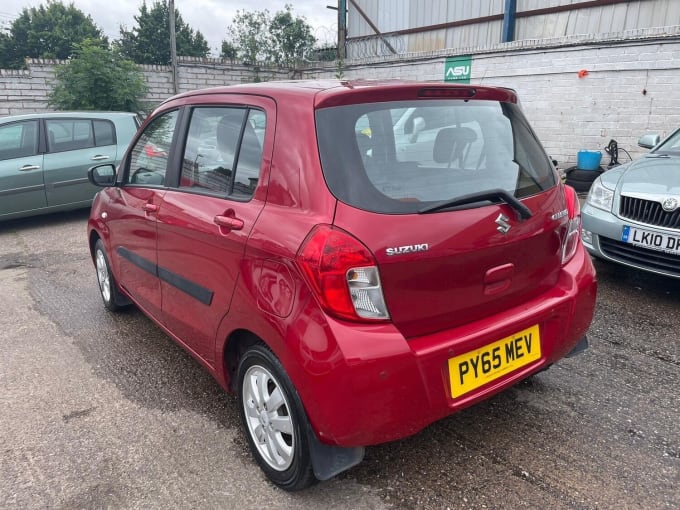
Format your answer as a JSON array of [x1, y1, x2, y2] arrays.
[[581, 130, 680, 278]]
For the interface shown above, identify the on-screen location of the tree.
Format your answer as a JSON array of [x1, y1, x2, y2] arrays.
[[48, 39, 148, 112], [221, 5, 317, 67], [118, 0, 209, 65], [0, 1, 106, 69], [221, 10, 270, 64], [269, 6, 316, 67], [220, 41, 238, 60]]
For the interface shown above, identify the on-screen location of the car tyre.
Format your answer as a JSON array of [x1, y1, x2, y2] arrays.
[[565, 166, 603, 192], [237, 343, 316, 491], [94, 239, 129, 312]]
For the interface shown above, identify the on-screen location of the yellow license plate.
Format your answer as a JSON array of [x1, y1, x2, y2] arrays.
[[448, 325, 541, 398]]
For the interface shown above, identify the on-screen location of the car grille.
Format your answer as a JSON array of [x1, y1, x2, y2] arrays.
[[619, 195, 680, 229], [599, 237, 680, 276]]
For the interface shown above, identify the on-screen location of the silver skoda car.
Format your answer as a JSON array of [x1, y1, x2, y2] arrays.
[[581, 130, 680, 278]]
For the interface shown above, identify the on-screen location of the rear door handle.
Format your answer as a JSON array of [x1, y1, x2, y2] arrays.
[[142, 203, 159, 213], [91, 155, 110, 161], [214, 214, 244, 231], [19, 165, 41, 171]]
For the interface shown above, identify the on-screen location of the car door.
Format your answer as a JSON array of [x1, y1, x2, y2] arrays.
[[43, 118, 118, 207], [155, 99, 273, 364], [105, 110, 180, 320], [0, 120, 46, 218]]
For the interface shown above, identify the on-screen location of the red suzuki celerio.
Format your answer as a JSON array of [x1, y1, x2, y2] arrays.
[[87, 80, 596, 490]]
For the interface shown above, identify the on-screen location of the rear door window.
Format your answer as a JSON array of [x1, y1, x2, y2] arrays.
[[317, 100, 556, 214], [46, 119, 95, 152], [46, 119, 117, 153], [179, 107, 264, 199]]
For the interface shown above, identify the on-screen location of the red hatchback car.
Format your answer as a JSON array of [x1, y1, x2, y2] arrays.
[[87, 80, 596, 490]]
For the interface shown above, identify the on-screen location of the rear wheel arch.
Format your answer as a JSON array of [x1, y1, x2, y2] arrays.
[[222, 327, 307, 395], [223, 329, 263, 392]]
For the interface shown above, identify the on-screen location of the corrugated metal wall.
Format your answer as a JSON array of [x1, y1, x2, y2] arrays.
[[346, 0, 680, 58], [516, 0, 680, 40], [347, 0, 505, 57]]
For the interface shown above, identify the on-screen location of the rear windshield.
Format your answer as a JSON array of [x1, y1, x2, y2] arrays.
[[316, 100, 556, 213]]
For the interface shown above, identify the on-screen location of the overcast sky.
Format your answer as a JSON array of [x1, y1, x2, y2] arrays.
[[0, 0, 339, 55]]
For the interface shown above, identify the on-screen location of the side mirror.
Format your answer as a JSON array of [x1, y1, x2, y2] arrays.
[[88, 163, 117, 187], [638, 133, 661, 150]]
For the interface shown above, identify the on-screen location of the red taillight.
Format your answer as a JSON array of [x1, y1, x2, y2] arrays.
[[562, 185, 582, 265], [296, 225, 390, 322], [565, 183, 580, 219]]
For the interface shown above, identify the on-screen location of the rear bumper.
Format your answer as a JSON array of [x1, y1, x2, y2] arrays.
[[294, 245, 597, 447]]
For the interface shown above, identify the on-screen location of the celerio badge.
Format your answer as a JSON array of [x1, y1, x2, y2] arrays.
[[551, 209, 568, 220]]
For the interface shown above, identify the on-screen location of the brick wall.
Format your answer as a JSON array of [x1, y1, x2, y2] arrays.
[[3, 28, 680, 167], [0, 63, 55, 116], [0, 57, 291, 117]]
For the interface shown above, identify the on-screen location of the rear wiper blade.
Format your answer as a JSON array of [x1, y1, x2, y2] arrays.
[[418, 188, 532, 219]]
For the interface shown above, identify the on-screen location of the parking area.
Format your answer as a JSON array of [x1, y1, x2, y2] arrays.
[[1, 210, 678, 509]]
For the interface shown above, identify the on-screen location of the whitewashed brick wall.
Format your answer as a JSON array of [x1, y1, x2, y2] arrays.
[[0, 57, 290, 117], [0, 64, 54, 116]]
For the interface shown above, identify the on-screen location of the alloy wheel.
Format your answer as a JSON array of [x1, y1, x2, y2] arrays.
[[95, 249, 111, 303], [242, 364, 295, 471]]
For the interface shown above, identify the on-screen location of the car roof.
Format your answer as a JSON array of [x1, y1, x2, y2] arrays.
[[0, 111, 138, 124], [160, 79, 518, 109]]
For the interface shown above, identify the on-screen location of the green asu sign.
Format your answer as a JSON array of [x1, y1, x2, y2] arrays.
[[444, 55, 472, 83]]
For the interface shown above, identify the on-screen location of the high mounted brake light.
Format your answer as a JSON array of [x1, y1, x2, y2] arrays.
[[418, 88, 476, 98]]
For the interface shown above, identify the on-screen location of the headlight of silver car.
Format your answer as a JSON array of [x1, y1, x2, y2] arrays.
[[586, 178, 614, 211]]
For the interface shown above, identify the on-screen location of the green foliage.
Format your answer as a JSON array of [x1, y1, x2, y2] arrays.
[[221, 4, 317, 67], [270, 6, 317, 67], [118, 0, 210, 65], [335, 58, 345, 79], [220, 41, 238, 60], [48, 39, 148, 112], [222, 10, 269, 64], [0, 1, 106, 69]]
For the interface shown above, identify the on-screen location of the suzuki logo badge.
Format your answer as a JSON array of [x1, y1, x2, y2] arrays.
[[496, 213, 511, 234], [662, 197, 678, 212]]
